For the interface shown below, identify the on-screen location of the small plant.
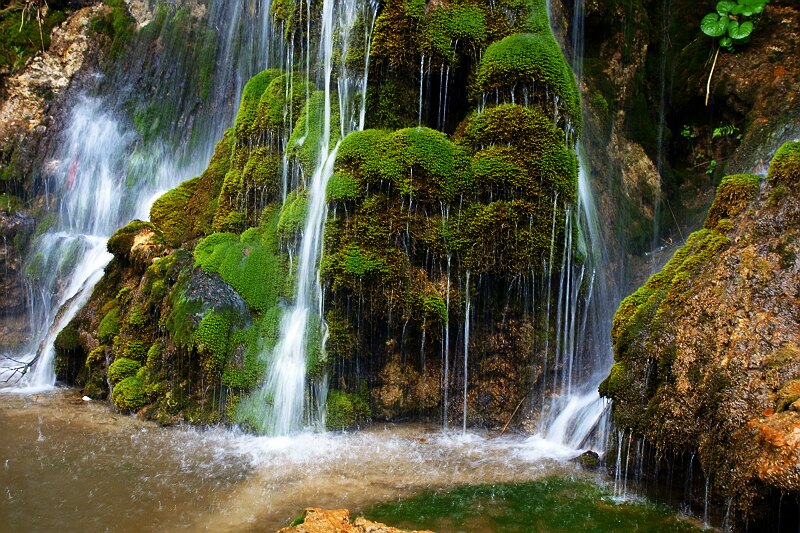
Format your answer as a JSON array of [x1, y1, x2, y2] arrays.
[[700, 0, 769, 105], [681, 124, 698, 140], [712, 124, 741, 139], [701, 0, 769, 51]]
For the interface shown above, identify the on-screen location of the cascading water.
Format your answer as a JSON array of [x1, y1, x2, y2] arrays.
[[253, 0, 379, 435], [530, 0, 620, 451], [0, 1, 275, 389]]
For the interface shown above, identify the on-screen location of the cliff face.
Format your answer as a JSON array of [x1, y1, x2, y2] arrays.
[[601, 142, 800, 524]]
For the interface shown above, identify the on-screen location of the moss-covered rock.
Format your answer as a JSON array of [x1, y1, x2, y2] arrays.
[[326, 389, 370, 430], [602, 143, 800, 522], [150, 178, 199, 246], [474, 33, 581, 133], [112, 374, 148, 411], [704, 174, 761, 230], [108, 357, 141, 384]]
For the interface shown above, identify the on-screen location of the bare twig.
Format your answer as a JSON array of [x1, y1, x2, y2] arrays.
[[498, 393, 529, 436], [705, 47, 720, 107]]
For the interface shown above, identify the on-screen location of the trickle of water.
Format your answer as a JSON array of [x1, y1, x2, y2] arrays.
[[257, 0, 378, 435], [442, 254, 451, 428], [462, 270, 471, 434]]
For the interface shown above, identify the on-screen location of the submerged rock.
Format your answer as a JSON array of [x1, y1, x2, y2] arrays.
[[277, 508, 433, 533]]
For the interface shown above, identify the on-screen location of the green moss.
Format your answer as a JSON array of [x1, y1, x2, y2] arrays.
[[462, 104, 578, 201], [145, 342, 162, 368], [98, 306, 121, 344], [767, 141, 800, 190], [91, 0, 135, 59], [605, 225, 733, 432], [366, 476, 701, 532], [107, 219, 162, 262], [422, 293, 448, 325], [0, 6, 67, 75], [222, 305, 283, 390], [423, 5, 487, 63], [474, 33, 581, 133], [287, 90, 340, 174], [195, 310, 232, 376], [277, 190, 308, 239], [365, 81, 418, 130], [112, 375, 148, 411], [234, 69, 282, 138], [326, 171, 363, 202], [195, 209, 285, 312], [54, 324, 81, 353], [704, 174, 761, 229], [326, 389, 370, 430], [774, 380, 800, 412], [336, 127, 472, 203], [123, 340, 148, 361], [254, 73, 314, 136], [0, 194, 22, 213], [150, 177, 199, 246], [108, 357, 141, 384]]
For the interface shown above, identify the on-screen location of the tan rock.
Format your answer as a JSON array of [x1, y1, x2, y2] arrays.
[[0, 4, 106, 144], [277, 508, 433, 533]]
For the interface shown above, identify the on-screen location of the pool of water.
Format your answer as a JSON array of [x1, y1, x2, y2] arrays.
[[0, 389, 702, 532]]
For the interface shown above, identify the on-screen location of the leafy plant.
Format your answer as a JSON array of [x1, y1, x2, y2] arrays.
[[701, 0, 769, 105], [701, 0, 769, 51], [712, 124, 741, 139]]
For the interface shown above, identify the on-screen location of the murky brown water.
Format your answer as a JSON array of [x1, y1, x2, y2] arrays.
[[1, 389, 590, 532]]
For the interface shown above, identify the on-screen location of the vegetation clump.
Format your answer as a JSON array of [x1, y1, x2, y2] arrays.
[[474, 33, 581, 133], [704, 174, 761, 229], [326, 388, 370, 430], [701, 0, 769, 51]]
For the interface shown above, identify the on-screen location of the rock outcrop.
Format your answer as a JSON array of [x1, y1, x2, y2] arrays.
[[601, 142, 800, 526]]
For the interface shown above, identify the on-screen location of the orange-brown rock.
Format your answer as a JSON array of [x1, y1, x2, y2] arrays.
[[277, 508, 434, 533]]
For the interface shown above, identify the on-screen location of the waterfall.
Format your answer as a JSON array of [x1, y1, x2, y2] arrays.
[[256, 0, 378, 435], [532, 0, 619, 450], [1, 1, 275, 389]]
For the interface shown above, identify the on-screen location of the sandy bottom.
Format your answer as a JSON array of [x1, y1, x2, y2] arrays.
[[1, 388, 600, 532]]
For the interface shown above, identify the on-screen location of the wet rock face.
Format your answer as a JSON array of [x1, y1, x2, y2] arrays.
[[0, 210, 35, 349], [602, 142, 800, 526], [710, 0, 800, 174]]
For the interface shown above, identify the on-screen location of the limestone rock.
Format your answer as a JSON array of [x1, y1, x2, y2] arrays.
[[277, 508, 433, 533], [0, 4, 106, 145]]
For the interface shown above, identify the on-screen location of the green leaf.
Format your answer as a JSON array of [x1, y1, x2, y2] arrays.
[[720, 35, 733, 48], [701, 13, 729, 37], [716, 0, 736, 15], [728, 20, 753, 39]]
